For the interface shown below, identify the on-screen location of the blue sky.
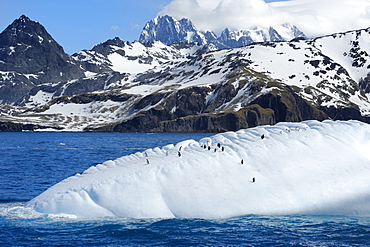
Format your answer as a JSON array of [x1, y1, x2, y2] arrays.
[[1, 0, 174, 54], [1, 0, 368, 54]]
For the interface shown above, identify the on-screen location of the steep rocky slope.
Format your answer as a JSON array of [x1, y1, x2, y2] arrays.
[[0, 15, 84, 105]]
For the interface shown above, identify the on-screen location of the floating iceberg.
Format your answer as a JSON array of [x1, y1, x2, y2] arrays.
[[27, 120, 370, 218]]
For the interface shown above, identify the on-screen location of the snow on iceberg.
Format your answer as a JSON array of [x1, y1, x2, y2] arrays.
[[27, 120, 370, 219]]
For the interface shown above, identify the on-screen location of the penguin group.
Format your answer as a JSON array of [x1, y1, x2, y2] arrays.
[[143, 131, 275, 181], [200, 142, 225, 153]]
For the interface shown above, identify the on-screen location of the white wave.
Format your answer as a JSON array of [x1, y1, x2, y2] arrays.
[[26, 120, 370, 219], [0, 203, 77, 220]]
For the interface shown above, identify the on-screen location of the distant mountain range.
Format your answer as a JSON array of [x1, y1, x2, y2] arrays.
[[0, 15, 370, 132], [139, 15, 306, 49]]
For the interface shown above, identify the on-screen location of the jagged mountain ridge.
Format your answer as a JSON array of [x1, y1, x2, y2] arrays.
[[139, 15, 306, 49], [0, 15, 370, 132]]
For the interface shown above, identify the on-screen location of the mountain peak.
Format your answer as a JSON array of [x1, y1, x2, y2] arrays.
[[0, 15, 84, 104], [139, 15, 207, 46], [18, 14, 31, 22], [1, 15, 50, 45]]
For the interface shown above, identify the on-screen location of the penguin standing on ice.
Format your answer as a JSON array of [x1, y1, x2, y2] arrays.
[[252, 177, 256, 183], [178, 151, 181, 157], [217, 143, 221, 148], [261, 134, 265, 139], [179, 146, 182, 151], [221, 146, 225, 152], [241, 159, 244, 165], [146, 159, 150, 165]]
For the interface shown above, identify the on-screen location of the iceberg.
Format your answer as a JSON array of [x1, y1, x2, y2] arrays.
[[27, 120, 370, 219]]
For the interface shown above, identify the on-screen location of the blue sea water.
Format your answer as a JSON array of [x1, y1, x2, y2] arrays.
[[1, 132, 370, 246]]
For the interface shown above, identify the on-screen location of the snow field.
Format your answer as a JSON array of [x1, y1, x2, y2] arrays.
[[27, 120, 370, 218]]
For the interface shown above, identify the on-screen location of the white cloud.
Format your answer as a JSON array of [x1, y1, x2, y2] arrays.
[[111, 25, 121, 30], [130, 24, 141, 30], [158, 0, 370, 37]]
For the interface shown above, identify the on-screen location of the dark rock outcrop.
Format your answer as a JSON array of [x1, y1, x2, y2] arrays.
[[0, 121, 62, 132], [107, 84, 328, 133]]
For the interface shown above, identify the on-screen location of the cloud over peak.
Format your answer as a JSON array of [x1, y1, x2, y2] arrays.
[[158, 0, 370, 37]]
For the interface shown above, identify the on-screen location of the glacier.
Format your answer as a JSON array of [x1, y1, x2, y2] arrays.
[[27, 120, 370, 219]]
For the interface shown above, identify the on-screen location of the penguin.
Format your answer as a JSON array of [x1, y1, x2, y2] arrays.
[[178, 151, 181, 157], [252, 177, 255, 183], [214, 148, 217, 152], [179, 146, 182, 151], [146, 159, 150, 165], [208, 146, 211, 151], [217, 143, 221, 148], [261, 134, 265, 139], [145, 152, 148, 157], [221, 147, 225, 152], [241, 159, 244, 165]]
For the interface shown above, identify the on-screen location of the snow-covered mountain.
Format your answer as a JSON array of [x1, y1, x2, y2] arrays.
[[139, 15, 210, 47], [26, 120, 370, 218], [139, 15, 306, 49], [0, 15, 370, 132]]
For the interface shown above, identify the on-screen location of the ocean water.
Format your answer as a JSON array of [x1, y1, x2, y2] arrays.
[[1, 132, 370, 246]]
